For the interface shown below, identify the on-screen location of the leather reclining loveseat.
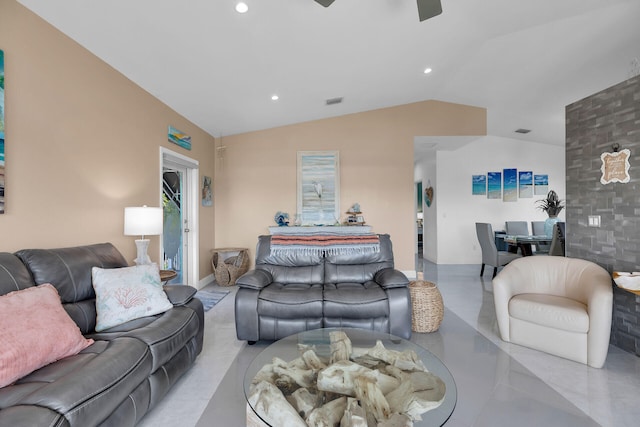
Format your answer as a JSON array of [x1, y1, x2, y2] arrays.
[[0, 243, 204, 426], [235, 234, 411, 343]]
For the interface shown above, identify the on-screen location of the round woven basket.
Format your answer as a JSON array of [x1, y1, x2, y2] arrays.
[[409, 280, 444, 333]]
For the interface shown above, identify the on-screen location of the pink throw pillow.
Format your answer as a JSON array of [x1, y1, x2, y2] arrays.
[[0, 284, 94, 388]]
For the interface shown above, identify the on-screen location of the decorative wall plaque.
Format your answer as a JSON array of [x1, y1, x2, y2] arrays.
[[600, 148, 630, 184]]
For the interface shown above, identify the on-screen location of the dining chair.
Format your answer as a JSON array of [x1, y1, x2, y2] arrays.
[[531, 221, 550, 253], [531, 221, 545, 235], [549, 222, 566, 256], [505, 221, 529, 235], [505, 221, 530, 254], [475, 223, 522, 278]]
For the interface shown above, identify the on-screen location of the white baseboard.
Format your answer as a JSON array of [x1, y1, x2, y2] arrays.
[[197, 273, 214, 290]]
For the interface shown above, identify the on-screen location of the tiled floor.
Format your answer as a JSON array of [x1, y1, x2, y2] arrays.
[[138, 260, 640, 427]]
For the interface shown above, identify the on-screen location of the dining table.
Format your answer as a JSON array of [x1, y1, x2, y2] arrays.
[[503, 235, 552, 256]]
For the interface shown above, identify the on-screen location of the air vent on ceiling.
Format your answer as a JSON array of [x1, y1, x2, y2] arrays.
[[515, 128, 531, 134], [325, 97, 343, 106]]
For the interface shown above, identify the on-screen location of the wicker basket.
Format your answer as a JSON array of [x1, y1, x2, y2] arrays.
[[409, 280, 444, 333], [211, 248, 250, 286]]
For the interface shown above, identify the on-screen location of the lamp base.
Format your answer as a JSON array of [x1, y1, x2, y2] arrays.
[[134, 239, 153, 265]]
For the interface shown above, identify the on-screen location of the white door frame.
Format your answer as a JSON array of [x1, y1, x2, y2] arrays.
[[160, 147, 199, 287]]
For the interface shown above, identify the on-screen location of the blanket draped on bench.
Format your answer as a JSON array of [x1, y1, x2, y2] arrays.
[[270, 232, 380, 256]]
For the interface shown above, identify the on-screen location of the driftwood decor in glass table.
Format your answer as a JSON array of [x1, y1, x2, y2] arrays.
[[245, 328, 457, 427]]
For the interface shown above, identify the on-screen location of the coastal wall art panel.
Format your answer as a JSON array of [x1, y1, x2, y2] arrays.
[[487, 172, 502, 199], [503, 168, 517, 202], [168, 125, 191, 150], [518, 171, 533, 198], [0, 49, 5, 214], [472, 175, 486, 195], [202, 176, 212, 207], [297, 151, 340, 225], [534, 174, 548, 195]]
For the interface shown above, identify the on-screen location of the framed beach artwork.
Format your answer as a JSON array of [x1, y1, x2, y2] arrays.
[[534, 174, 548, 195], [518, 171, 533, 198], [0, 49, 5, 214], [297, 151, 340, 225], [503, 168, 517, 202], [487, 172, 502, 199], [472, 175, 486, 195], [168, 126, 191, 150]]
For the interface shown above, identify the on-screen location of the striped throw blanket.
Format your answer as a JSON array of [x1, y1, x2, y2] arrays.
[[270, 232, 380, 256]]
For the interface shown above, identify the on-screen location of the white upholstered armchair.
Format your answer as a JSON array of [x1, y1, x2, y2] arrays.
[[493, 256, 613, 368]]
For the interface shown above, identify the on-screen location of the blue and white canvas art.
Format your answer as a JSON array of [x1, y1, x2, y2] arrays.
[[472, 175, 486, 195], [297, 151, 340, 225], [518, 171, 533, 198], [503, 168, 517, 202], [487, 172, 502, 199], [534, 174, 549, 196], [0, 49, 5, 214]]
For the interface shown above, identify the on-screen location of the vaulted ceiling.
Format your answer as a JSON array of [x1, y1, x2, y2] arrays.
[[17, 0, 640, 146]]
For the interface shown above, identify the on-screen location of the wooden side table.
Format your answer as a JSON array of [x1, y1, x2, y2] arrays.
[[159, 269, 177, 284], [211, 248, 250, 286]]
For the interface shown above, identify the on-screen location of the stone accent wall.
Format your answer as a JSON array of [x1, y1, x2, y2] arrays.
[[565, 75, 640, 355]]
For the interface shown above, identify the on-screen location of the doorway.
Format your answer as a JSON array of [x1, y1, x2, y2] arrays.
[[416, 181, 423, 254], [160, 148, 199, 286]]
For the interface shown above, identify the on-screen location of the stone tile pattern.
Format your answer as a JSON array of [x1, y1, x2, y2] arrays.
[[565, 75, 640, 355]]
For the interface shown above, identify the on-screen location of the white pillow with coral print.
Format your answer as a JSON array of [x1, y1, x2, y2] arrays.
[[91, 264, 173, 332]]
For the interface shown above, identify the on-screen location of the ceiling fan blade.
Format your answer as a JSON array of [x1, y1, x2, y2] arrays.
[[417, 0, 443, 21], [314, 0, 336, 7]]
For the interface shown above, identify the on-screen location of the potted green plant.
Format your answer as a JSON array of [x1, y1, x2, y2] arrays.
[[536, 190, 564, 217], [537, 190, 564, 236]]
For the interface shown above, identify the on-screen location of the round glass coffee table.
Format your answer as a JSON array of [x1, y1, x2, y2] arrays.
[[244, 328, 457, 426]]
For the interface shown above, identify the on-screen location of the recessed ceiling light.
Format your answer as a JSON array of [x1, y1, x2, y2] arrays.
[[235, 2, 248, 13], [271, 95, 279, 101], [423, 67, 433, 74]]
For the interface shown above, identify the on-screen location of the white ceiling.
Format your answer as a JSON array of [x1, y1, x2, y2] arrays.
[[17, 0, 640, 146]]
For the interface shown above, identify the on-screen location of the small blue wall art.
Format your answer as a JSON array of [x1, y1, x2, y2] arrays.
[[168, 125, 192, 150]]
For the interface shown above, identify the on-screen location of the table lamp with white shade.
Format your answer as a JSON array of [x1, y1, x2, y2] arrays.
[[124, 206, 163, 265]]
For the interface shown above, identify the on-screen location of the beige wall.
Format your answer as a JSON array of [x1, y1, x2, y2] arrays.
[[215, 101, 486, 271], [0, 1, 216, 282]]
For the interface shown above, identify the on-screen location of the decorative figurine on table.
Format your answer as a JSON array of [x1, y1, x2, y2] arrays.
[[344, 203, 365, 225], [274, 211, 290, 227]]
